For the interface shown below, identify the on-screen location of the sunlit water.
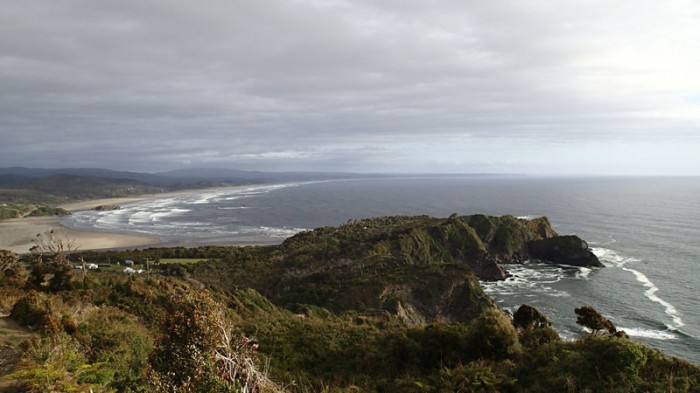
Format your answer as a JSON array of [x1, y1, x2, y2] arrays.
[[62, 176, 700, 363]]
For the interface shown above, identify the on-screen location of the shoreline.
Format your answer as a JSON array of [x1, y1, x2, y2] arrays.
[[0, 186, 250, 254]]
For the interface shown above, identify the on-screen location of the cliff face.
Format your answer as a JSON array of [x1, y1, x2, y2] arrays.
[[458, 215, 601, 268]]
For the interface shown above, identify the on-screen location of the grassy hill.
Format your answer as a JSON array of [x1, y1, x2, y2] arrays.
[[1, 215, 698, 392]]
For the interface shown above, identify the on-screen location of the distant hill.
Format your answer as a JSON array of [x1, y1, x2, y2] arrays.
[[0, 175, 164, 205], [0, 166, 397, 203], [0, 167, 514, 205], [0, 167, 368, 205]]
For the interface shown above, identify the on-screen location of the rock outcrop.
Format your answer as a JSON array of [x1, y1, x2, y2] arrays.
[[528, 235, 603, 267], [194, 214, 601, 324]]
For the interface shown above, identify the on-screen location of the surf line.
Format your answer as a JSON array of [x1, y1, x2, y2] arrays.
[[593, 247, 684, 330], [621, 266, 684, 329]]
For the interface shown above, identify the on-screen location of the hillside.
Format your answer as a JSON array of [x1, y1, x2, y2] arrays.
[[0, 215, 698, 392], [0, 174, 166, 205]]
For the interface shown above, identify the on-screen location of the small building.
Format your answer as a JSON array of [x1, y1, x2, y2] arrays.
[[125, 260, 135, 267]]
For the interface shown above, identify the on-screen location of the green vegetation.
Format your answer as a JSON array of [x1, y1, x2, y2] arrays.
[[0, 203, 68, 221], [0, 175, 165, 205], [159, 258, 212, 265], [1, 215, 699, 392]]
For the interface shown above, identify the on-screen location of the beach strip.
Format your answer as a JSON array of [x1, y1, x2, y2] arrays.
[[0, 215, 161, 254], [0, 186, 243, 254]]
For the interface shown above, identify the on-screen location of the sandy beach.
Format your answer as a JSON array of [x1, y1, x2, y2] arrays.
[[0, 187, 237, 254]]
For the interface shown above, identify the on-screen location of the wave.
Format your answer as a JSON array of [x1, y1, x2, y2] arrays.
[[620, 327, 677, 340], [575, 267, 592, 279], [592, 247, 685, 329], [126, 208, 191, 224], [257, 226, 306, 238]]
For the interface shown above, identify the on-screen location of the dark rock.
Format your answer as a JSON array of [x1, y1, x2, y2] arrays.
[[528, 235, 603, 267], [94, 204, 121, 211]]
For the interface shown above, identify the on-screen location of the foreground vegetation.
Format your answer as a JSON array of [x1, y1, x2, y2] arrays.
[[1, 215, 699, 392]]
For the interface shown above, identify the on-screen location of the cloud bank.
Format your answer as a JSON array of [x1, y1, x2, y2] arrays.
[[1, 0, 699, 174]]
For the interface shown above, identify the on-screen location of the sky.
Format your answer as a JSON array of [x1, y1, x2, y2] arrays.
[[1, 1, 699, 175]]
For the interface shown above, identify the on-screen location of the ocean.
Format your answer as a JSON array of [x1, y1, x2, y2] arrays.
[[61, 176, 700, 363]]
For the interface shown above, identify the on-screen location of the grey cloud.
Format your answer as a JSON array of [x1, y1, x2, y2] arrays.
[[1, 0, 698, 173]]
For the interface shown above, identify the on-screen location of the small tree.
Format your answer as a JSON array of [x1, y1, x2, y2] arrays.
[[0, 249, 27, 284], [28, 229, 78, 291]]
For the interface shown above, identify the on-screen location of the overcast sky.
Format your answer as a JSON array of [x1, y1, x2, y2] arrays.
[[1, 1, 699, 175]]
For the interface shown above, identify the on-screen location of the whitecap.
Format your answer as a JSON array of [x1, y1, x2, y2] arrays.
[[620, 327, 677, 340], [256, 226, 306, 238], [576, 267, 592, 279], [192, 195, 214, 204]]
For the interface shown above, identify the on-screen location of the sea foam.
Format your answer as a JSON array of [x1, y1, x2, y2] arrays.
[[481, 263, 570, 298]]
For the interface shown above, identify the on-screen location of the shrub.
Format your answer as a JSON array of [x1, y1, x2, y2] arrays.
[[463, 309, 521, 360], [10, 291, 61, 332], [519, 326, 561, 349], [148, 289, 273, 393], [7, 332, 109, 393]]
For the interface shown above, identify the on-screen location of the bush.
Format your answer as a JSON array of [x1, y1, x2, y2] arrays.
[[519, 326, 561, 349], [10, 291, 61, 332], [77, 307, 154, 391], [435, 359, 517, 392], [463, 309, 521, 360]]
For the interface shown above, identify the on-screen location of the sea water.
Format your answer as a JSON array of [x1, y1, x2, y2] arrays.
[[62, 176, 700, 363]]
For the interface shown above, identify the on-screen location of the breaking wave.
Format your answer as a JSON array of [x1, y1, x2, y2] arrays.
[[620, 327, 677, 340]]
